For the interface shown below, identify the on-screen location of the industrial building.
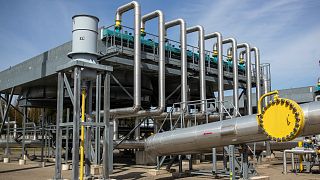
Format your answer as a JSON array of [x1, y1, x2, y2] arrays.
[[0, 1, 320, 180]]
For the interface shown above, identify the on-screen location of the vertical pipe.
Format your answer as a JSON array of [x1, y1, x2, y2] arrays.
[[237, 43, 252, 115], [298, 141, 303, 172], [111, 1, 141, 115], [251, 47, 261, 106], [135, 118, 140, 140], [222, 38, 238, 116], [204, 32, 223, 120], [80, 88, 86, 180], [186, 25, 206, 114], [113, 118, 119, 140], [72, 67, 81, 180], [165, 19, 187, 111]]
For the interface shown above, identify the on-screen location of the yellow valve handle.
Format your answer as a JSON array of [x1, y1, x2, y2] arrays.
[[257, 90, 279, 122], [257, 90, 305, 142]]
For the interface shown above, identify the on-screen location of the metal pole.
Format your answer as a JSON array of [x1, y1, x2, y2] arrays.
[[95, 74, 101, 164], [22, 106, 26, 160], [41, 108, 45, 165], [65, 108, 70, 164], [54, 72, 64, 179], [85, 81, 93, 177], [212, 148, 217, 173], [283, 151, 287, 174], [103, 73, 111, 178], [72, 68, 81, 180], [242, 144, 249, 179], [229, 145, 235, 180]]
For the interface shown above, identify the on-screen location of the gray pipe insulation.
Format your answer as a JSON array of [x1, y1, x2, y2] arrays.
[[145, 101, 320, 156], [111, 1, 141, 116]]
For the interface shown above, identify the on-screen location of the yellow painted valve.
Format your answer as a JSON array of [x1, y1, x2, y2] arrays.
[[257, 90, 305, 142]]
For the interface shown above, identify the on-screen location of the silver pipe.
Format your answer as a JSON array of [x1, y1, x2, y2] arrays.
[[251, 47, 261, 106], [222, 38, 238, 116], [111, 1, 141, 116], [134, 10, 165, 116], [237, 43, 252, 115], [186, 25, 206, 114], [145, 101, 320, 156], [113, 119, 119, 140], [204, 32, 223, 120], [165, 19, 187, 112]]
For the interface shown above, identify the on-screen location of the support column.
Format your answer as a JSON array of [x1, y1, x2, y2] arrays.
[[95, 74, 102, 164], [72, 68, 81, 180], [65, 108, 70, 164], [55, 72, 64, 179], [85, 81, 93, 177], [21, 106, 27, 162], [229, 145, 235, 180], [40, 108, 45, 167], [242, 144, 249, 179], [212, 148, 217, 173], [103, 73, 111, 179]]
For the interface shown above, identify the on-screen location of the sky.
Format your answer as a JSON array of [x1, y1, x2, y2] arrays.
[[0, 0, 319, 90]]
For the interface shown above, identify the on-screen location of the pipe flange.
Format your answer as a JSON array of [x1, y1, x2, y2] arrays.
[[257, 97, 304, 142]]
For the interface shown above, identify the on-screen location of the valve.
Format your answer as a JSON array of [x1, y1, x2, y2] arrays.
[[257, 90, 305, 142], [227, 48, 232, 62], [140, 28, 146, 38], [115, 19, 122, 31]]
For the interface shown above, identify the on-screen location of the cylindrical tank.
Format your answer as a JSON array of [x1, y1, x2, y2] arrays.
[[68, 14, 99, 63]]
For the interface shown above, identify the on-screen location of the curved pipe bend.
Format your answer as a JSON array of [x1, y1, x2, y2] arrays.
[[164, 18, 188, 113], [237, 43, 252, 115], [251, 47, 261, 104], [186, 25, 206, 115], [111, 1, 141, 116], [204, 32, 223, 121], [222, 38, 239, 117]]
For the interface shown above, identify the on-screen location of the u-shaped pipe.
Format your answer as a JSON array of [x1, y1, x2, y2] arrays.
[[204, 32, 223, 121], [222, 38, 239, 117], [186, 25, 206, 114], [135, 10, 166, 116], [164, 19, 188, 112], [237, 43, 252, 115], [251, 47, 261, 103], [110, 1, 141, 116]]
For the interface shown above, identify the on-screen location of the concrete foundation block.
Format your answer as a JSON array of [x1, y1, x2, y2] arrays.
[[90, 165, 102, 176], [148, 169, 170, 176], [3, 157, 10, 163], [39, 161, 46, 167], [19, 159, 26, 165], [192, 159, 200, 164], [62, 163, 70, 171], [249, 176, 270, 180]]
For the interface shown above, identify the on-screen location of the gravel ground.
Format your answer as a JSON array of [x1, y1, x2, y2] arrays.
[[1, 151, 320, 179]]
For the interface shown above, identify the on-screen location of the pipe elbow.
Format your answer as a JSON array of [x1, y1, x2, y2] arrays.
[[116, 1, 140, 21], [132, 104, 141, 114]]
